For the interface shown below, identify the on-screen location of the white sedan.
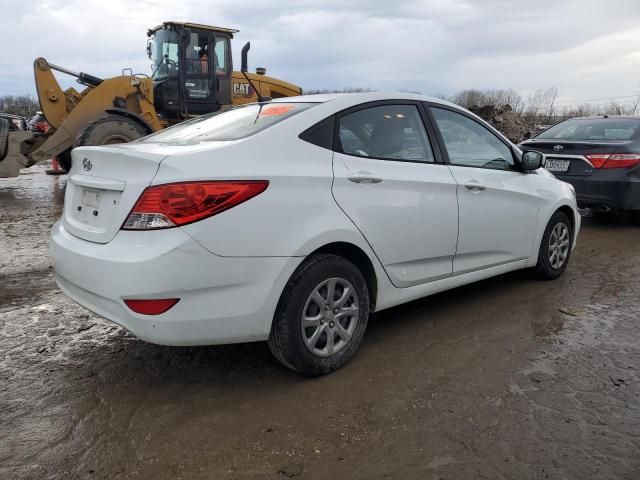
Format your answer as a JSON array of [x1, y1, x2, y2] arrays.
[[50, 92, 579, 376]]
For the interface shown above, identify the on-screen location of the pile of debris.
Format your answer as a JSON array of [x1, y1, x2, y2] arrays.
[[468, 104, 532, 143]]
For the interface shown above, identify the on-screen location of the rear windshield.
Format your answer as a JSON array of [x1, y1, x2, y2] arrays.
[[140, 102, 317, 144], [537, 118, 640, 141]]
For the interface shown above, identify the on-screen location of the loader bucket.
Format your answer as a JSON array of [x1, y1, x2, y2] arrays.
[[0, 130, 41, 178]]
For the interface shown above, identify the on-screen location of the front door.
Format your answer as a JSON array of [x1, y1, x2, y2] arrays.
[[332, 102, 459, 288], [181, 30, 216, 115], [428, 106, 540, 275]]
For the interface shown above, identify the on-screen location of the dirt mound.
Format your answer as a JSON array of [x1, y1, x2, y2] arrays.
[[468, 104, 531, 143]]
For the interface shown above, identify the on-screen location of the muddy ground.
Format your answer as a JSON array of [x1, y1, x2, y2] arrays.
[[1, 164, 639, 480]]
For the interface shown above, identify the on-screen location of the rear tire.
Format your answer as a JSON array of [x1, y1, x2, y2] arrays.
[[268, 254, 370, 376], [535, 211, 573, 280], [75, 114, 148, 148]]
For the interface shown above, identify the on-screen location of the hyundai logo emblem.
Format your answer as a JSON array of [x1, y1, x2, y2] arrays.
[[82, 158, 92, 171], [553, 145, 564, 152]]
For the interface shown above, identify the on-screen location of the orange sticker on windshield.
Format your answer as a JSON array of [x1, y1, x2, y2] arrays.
[[259, 105, 295, 116]]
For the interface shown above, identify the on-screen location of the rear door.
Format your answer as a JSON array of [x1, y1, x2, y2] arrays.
[[428, 105, 540, 275], [331, 101, 459, 288]]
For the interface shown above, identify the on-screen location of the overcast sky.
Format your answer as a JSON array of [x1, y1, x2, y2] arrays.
[[1, 0, 640, 106]]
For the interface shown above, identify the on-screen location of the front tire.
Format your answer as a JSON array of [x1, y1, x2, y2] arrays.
[[535, 211, 573, 280], [268, 254, 370, 376]]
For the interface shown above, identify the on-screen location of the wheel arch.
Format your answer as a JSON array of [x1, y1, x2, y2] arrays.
[[307, 241, 378, 311], [555, 204, 576, 233]]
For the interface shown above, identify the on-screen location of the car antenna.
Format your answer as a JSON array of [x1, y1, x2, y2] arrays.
[[240, 42, 271, 103]]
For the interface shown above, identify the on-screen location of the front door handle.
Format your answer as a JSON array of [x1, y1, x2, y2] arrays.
[[348, 174, 383, 184], [464, 181, 486, 191]]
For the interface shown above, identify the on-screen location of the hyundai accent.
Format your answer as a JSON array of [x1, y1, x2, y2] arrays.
[[51, 92, 580, 375]]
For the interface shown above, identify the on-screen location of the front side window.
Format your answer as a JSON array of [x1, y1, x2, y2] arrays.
[[338, 105, 434, 162], [138, 102, 317, 144], [431, 108, 514, 170], [150, 29, 179, 80]]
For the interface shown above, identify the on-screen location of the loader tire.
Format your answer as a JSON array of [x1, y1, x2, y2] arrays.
[[0, 118, 9, 160], [57, 149, 72, 172], [75, 114, 147, 149]]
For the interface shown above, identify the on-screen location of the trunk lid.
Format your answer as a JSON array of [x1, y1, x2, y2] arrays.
[[63, 145, 167, 243], [521, 139, 634, 176]]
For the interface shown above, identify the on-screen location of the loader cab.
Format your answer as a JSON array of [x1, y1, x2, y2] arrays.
[[148, 22, 236, 120]]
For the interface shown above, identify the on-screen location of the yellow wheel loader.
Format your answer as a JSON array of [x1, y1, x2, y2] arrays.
[[0, 22, 301, 177]]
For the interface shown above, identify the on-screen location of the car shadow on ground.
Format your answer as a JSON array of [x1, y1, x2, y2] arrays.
[[55, 267, 538, 393], [50, 212, 635, 394]]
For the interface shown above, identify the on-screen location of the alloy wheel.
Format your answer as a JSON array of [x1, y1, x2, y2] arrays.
[[301, 277, 359, 357], [548, 222, 570, 270]]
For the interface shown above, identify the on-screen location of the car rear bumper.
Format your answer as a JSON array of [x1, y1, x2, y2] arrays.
[[50, 222, 301, 346], [556, 170, 640, 211]]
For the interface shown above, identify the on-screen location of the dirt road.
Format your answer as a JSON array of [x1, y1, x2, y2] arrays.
[[1, 165, 639, 479]]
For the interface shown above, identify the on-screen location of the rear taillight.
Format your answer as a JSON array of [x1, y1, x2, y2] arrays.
[[586, 154, 640, 169], [122, 181, 269, 230], [124, 298, 179, 315]]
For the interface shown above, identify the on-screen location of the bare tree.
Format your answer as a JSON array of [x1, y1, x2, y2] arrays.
[[0, 95, 40, 118], [545, 87, 559, 123]]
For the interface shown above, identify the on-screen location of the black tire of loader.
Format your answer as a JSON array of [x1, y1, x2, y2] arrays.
[[75, 114, 148, 152], [0, 118, 9, 160]]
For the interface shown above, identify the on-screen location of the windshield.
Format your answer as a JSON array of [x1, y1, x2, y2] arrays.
[[138, 102, 318, 144], [150, 29, 179, 80], [537, 118, 640, 141]]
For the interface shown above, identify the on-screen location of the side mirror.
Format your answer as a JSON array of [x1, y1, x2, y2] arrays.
[[146, 40, 152, 60], [521, 150, 543, 171]]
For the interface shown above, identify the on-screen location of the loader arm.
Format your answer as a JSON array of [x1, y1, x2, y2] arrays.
[[0, 58, 162, 177], [32, 57, 162, 163], [30, 75, 161, 164]]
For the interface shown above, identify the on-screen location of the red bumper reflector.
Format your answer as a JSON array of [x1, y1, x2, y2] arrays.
[[124, 298, 180, 315]]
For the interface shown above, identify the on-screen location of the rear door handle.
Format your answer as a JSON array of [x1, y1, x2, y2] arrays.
[[348, 175, 383, 184], [464, 181, 486, 191]]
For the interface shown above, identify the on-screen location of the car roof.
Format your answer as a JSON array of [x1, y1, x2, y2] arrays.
[[563, 115, 640, 121], [272, 91, 460, 109], [270, 91, 511, 145]]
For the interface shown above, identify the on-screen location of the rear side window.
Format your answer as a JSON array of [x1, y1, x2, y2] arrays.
[[338, 105, 434, 162], [139, 103, 317, 143], [538, 119, 640, 140]]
